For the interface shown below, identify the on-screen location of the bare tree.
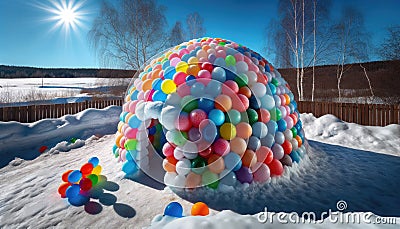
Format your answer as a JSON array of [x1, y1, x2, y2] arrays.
[[311, 0, 316, 101], [169, 21, 186, 47], [378, 25, 400, 60], [186, 12, 206, 39], [89, 0, 168, 70], [333, 6, 371, 101]]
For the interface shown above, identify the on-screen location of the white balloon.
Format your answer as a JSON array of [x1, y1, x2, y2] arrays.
[[174, 175, 186, 188], [275, 131, 285, 144], [236, 61, 248, 73], [291, 138, 299, 150], [173, 148, 184, 160], [164, 172, 177, 186], [284, 129, 293, 140], [246, 71, 258, 86], [251, 83, 267, 98], [176, 159, 191, 175], [272, 144, 284, 160], [160, 106, 179, 131]]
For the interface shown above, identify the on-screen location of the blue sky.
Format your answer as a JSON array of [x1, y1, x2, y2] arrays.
[[0, 0, 399, 68]]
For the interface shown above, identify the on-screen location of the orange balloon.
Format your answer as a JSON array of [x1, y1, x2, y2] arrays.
[[235, 122, 252, 139], [142, 79, 154, 91], [284, 94, 290, 105], [238, 86, 252, 98], [186, 64, 200, 76], [230, 137, 247, 156], [58, 182, 71, 198], [242, 149, 257, 168], [215, 94, 232, 112], [163, 157, 177, 172], [191, 202, 210, 216], [295, 135, 303, 147], [115, 133, 123, 148], [207, 154, 225, 174], [151, 69, 162, 79]]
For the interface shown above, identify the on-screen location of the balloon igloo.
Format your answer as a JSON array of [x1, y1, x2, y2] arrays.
[[113, 37, 307, 190]]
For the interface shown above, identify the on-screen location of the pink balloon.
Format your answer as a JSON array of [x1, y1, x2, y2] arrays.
[[279, 95, 286, 106], [119, 136, 126, 149], [253, 163, 271, 183], [285, 116, 294, 129], [168, 53, 179, 60], [170, 57, 181, 67], [128, 100, 138, 113], [177, 83, 191, 97], [125, 127, 138, 139], [173, 72, 187, 86], [179, 48, 189, 57], [212, 138, 230, 156], [234, 53, 244, 62], [197, 70, 211, 79]]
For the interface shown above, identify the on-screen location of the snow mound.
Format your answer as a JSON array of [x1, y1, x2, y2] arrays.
[[0, 106, 121, 167], [301, 113, 400, 156]]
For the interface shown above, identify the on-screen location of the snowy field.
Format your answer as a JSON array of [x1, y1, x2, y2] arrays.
[[0, 107, 399, 228], [0, 78, 129, 104]]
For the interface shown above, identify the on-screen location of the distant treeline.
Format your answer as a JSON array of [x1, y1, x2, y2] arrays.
[[0, 65, 136, 78]]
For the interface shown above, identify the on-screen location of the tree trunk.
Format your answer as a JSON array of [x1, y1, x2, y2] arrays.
[[312, 0, 316, 102], [359, 63, 375, 99]]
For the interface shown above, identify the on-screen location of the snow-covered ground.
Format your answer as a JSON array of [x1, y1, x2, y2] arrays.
[[0, 107, 399, 228], [0, 78, 129, 104]]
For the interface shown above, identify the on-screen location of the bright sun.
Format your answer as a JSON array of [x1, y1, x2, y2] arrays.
[[38, 0, 87, 36]]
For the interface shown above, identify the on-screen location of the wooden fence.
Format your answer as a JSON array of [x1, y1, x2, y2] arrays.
[[0, 99, 124, 123], [0, 99, 399, 126], [297, 101, 400, 126]]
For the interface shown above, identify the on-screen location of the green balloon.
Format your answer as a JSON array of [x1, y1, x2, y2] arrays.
[[291, 127, 297, 138], [270, 108, 282, 121], [271, 78, 279, 87], [218, 41, 226, 46], [172, 131, 187, 146], [124, 139, 137, 151], [225, 109, 241, 125], [191, 157, 207, 174], [225, 55, 236, 66], [246, 108, 259, 125], [234, 73, 248, 87], [87, 174, 98, 186], [208, 180, 219, 189], [70, 137, 77, 143], [181, 96, 198, 113], [202, 170, 219, 188]]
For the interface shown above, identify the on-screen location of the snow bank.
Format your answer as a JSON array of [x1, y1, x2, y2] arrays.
[[0, 106, 121, 167], [301, 113, 400, 156]]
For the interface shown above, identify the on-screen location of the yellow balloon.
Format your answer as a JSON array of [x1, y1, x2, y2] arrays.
[[220, 123, 237, 140], [188, 57, 199, 65], [161, 79, 177, 94], [176, 61, 189, 73], [92, 165, 102, 175]]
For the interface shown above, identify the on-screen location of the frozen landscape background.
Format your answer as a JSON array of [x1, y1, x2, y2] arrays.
[[0, 106, 398, 228]]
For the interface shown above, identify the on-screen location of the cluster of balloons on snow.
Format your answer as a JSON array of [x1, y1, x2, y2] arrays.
[[113, 37, 307, 190]]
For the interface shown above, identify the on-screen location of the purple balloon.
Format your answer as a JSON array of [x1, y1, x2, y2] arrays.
[[235, 166, 253, 184]]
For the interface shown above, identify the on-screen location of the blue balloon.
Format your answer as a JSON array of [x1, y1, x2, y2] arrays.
[[269, 83, 276, 95], [162, 60, 170, 69], [201, 121, 218, 143], [261, 95, 275, 110], [208, 109, 225, 126], [248, 136, 261, 151], [208, 53, 216, 63], [214, 57, 226, 68], [186, 75, 196, 86], [66, 184, 80, 198], [164, 202, 183, 218], [128, 115, 141, 128], [211, 67, 226, 82], [205, 80, 222, 98], [198, 98, 214, 113], [68, 193, 90, 206], [130, 90, 138, 100], [164, 66, 176, 79], [68, 170, 82, 183], [252, 122, 268, 139], [267, 120, 278, 135], [290, 151, 301, 163], [190, 82, 205, 97], [277, 119, 287, 132], [265, 64, 270, 72], [120, 112, 128, 122], [152, 78, 162, 90], [224, 152, 242, 171], [181, 54, 190, 62], [88, 157, 99, 167], [148, 126, 157, 135], [261, 134, 275, 148], [220, 170, 237, 186], [126, 150, 137, 161], [122, 161, 138, 175], [153, 90, 167, 102], [112, 144, 118, 155]]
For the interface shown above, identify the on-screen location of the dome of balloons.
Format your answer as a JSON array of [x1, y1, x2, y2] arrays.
[[113, 37, 307, 189]]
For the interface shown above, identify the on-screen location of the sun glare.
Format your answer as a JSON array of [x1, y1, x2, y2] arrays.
[[37, 0, 88, 36]]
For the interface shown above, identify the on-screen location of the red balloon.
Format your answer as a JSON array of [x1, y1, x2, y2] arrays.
[[58, 182, 71, 198], [79, 178, 93, 191], [189, 109, 207, 128], [80, 163, 94, 176], [268, 159, 284, 176], [162, 142, 175, 157], [39, 146, 48, 153], [282, 140, 293, 155], [201, 62, 213, 72], [62, 170, 73, 182], [175, 113, 192, 131], [199, 147, 212, 158]]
